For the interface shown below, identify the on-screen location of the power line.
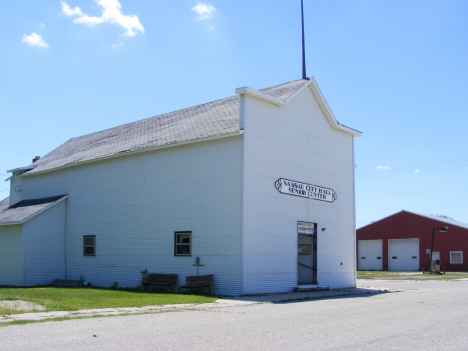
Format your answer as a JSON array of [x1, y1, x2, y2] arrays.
[[356, 157, 468, 180], [357, 164, 468, 181], [357, 157, 468, 176]]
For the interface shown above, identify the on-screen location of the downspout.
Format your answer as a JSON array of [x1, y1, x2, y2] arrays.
[[64, 199, 68, 280], [352, 137, 357, 287], [21, 226, 25, 286], [239, 94, 246, 295]]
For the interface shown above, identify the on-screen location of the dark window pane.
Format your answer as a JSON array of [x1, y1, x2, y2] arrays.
[[177, 234, 190, 244], [176, 245, 190, 255], [175, 232, 191, 256], [84, 236, 96, 256]]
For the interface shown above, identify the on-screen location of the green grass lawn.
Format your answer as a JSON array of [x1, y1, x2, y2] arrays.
[[357, 271, 468, 280], [0, 287, 217, 314]]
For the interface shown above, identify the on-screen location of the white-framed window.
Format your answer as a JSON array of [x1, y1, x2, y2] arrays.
[[83, 235, 96, 256], [174, 231, 191, 256], [450, 251, 463, 264]]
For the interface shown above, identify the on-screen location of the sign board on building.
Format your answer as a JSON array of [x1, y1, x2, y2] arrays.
[[275, 178, 337, 203], [298, 221, 315, 235]]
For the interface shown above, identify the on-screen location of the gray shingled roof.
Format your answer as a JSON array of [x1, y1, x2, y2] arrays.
[[23, 79, 309, 175], [0, 196, 67, 224]]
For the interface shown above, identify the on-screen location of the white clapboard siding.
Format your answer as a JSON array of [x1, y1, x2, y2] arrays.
[[242, 85, 356, 293], [20, 137, 243, 295], [0, 225, 23, 286], [22, 200, 66, 286]]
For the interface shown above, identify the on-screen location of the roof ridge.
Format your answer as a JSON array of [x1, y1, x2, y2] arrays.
[[403, 210, 468, 229], [258, 78, 308, 93], [20, 79, 316, 175], [358, 210, 468, 230], [53, 79, 307, 144], [68, 95, 240, 143]]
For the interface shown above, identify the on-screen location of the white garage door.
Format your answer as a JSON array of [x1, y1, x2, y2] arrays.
[[388, 239, 419, 271], [358, 240, 383, 271]]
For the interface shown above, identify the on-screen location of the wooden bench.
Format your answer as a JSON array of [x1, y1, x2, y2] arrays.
[[142, 273, 178, 293], [179, 275, 214, 295]]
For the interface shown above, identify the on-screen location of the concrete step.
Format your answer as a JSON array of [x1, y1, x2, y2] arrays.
[[294, 285, 329, 292]]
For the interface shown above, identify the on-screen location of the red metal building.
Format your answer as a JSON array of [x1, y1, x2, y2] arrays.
[[357, 211, 468, 272]]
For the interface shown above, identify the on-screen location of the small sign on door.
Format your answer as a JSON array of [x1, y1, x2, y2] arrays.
[[298, 244, 311, 255], [298, 221, 315, 235]]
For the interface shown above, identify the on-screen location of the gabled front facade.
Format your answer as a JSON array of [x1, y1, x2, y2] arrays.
[[0, 78, 361, 294]]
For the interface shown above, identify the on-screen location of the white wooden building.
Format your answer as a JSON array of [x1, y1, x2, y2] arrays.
[[0, 78, 361, 295]]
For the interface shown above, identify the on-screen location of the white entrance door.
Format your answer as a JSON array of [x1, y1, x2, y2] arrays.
[[358, 240, 383, 271], [298, 235, 315, 284], [388, 239, 419, 271]]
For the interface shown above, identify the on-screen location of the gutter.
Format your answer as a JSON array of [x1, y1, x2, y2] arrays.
[[20, 131, 244, 177]]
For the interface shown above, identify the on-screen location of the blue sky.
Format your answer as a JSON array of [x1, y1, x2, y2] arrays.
[[1, 0, 467, 226]]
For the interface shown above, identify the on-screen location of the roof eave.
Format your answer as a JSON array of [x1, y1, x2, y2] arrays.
[[358, 210, 468, 231], [7, 166, 36, 174], [22, 131, 243, 177], [308, 77, 362, 137], [357, 210, 406, 230], [283, 78, 314, 104], [236, 78, 362, 137], [0, 195, 68, 226], [235, 87, 285, 106], [0, 221, 22, 226], [402, 210, 468, 231]]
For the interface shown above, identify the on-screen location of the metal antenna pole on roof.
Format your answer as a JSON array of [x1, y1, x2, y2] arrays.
[[301, 0, 307, 79]]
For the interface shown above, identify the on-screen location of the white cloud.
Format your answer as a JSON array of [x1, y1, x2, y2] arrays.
[[74, 14, 104, 26], [22, 32, 49, 48], [62, 0, 144, 38], [414, 169, 420, 173], [111, 42, 123, 49], [376, 166, 391, 172], [61, 2, 83, 16], [192, 3, 216, 20]]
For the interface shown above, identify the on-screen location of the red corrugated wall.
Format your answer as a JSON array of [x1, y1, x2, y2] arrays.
[[356, 211, 468, 271]]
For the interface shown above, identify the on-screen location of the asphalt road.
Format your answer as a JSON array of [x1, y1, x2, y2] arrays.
[[1, 280, 468, 350]]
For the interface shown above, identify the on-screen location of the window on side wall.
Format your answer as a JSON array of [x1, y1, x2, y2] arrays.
[[174, 231, 191, 256], [450, 251, 463, 264], [83, 235, 96, 256]]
